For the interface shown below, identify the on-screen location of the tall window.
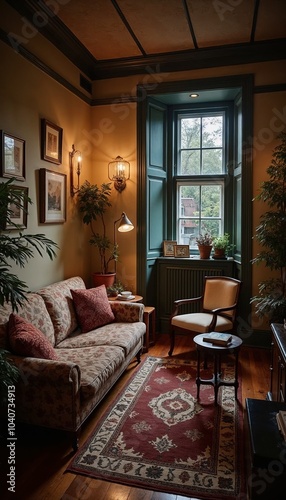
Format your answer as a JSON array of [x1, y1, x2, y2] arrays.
[[176, 111, 227, 249]]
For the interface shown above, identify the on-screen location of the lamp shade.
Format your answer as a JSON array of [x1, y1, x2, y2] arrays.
[[118, 212, 134, 232]]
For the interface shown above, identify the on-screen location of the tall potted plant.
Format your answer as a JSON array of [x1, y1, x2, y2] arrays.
[[251, 132, 286, 323], [77, 181, 118, 287], [0, 178, 58, 403]]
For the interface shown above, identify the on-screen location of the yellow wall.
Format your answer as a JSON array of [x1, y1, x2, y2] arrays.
[[1, 0, 286, 320], [0, 39, 92, 289]]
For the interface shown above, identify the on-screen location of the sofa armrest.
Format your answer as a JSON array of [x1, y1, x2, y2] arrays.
[[8, 354, 80, 391], [110, 301, 144, 322], [4, 354, 81, 433]]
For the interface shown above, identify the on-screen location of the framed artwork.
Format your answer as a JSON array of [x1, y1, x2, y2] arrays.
[[163, 240, 177, 257], [0, 131, 25, 181], [174, 245, 190, 258], [4, 185, 28, 230], [41, 119, 63, 164], [39, 168, 66, 224]]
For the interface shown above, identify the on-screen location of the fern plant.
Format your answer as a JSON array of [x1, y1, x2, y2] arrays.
[[0, 178, 58, 311], [251, 132, 286, 323]]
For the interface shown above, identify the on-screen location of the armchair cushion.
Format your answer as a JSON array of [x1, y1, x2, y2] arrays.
[[71, 285, 115, 333], [8, 314, 58, 360], [171, 312, 233, 332]]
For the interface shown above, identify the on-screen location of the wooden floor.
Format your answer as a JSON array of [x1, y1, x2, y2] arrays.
[[0, 333, 270, 500]]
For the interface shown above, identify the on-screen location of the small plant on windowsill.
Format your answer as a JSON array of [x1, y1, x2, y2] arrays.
[[196, 232, 213, 259], [212, 233, 234, 259]]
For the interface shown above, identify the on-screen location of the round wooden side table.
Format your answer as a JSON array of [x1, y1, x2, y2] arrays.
[[193, 333, 243, 405]]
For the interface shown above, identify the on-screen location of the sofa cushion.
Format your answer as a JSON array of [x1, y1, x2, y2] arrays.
[[56, 345, 125, 400], [0, 293, 55, 348], [71, 285, 115, 333], [8, 314, 58, 360], [57, 321, 145, 355], [37, 276, 86, 345]]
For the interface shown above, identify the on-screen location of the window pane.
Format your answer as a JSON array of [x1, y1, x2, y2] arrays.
[[201, 185, 221, 218], [178, 183, 223, 245], [181, 117, 200, 148], [180, 185, 200, 215], [202, 149, 222, 174], [181, 150, 200, 174], [202, 116, 223, 147]]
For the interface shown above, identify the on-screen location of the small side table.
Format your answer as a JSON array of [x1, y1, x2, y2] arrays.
[[108, 295, 143, 303], [193, 333, 242, 405], [143, 306, 156, 352]]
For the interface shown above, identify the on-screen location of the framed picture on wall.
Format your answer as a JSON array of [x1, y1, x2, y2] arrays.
[[39, 168, 66, 223], [0, 131, 25, 181], [3, 185, 28, 230], [163, 240, 177, 257], [41, 119, 63, 164], [174, 245, 190, 258]]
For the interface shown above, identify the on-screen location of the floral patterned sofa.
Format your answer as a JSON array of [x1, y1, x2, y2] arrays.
[[0, 276, 146, 450]]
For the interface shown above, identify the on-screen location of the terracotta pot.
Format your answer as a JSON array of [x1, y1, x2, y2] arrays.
[[213, 248, 226, 259], [92, 272, 116, 288], [198, 244, 212, 259]]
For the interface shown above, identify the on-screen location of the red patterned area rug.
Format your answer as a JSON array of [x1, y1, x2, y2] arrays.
[[67, 357, 245, 499]]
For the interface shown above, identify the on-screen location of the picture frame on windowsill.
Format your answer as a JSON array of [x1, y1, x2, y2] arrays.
[[163, 240, 177, 257]]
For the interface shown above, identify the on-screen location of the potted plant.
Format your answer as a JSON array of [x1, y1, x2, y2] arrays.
[[107, 280, 125, 297], [251, 132, 286, 324], [212, 233, 234, 259], [0, 178, 58, 405], [77, 181, 118, 287], [196, 232, 213, 259]]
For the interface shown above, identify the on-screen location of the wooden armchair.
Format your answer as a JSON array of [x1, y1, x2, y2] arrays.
[[169, 276, 241, 356]]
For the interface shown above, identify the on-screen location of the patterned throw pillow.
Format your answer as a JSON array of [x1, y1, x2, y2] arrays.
[[71, 285, 115, 333], [8, 314, 58, 360]]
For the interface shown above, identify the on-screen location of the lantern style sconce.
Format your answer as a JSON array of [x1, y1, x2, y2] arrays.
[[108, 156, 130, 192], [69, 144, 82, 197]]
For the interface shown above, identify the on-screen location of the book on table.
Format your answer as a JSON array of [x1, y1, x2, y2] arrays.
[[203, 332, 232, 346]]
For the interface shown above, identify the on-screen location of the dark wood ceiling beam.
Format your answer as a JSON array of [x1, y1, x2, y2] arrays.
[[251, 0, 260, 43], [182, 0, 198, 49], [111, 0, 146, 56]]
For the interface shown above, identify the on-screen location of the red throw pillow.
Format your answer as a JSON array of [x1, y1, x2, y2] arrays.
[[8, 314, 58, 360], [71, 285, 115, 333]]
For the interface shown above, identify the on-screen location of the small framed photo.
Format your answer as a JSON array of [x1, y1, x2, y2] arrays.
[[41, 119, 63, 164], [174, 245, 190, 258], [39, 168, 66, 224], [163, 240, 177, 257], [4, 185, 28, 230], [0, 131, 25, 181]]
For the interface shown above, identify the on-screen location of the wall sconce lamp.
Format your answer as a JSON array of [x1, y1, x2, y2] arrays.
[[108, 156, 130, 193], [114, 212, 134, 276], [70, 144, 82, 197]]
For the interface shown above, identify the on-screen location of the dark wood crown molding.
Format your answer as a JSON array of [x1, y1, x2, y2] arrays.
[[5, 0, 286, 81]]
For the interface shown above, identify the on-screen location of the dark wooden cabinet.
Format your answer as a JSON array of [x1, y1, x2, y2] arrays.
[[269, 323, 286, 402], [156, 257, 234, 333], [245, 398, 286, 499]]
